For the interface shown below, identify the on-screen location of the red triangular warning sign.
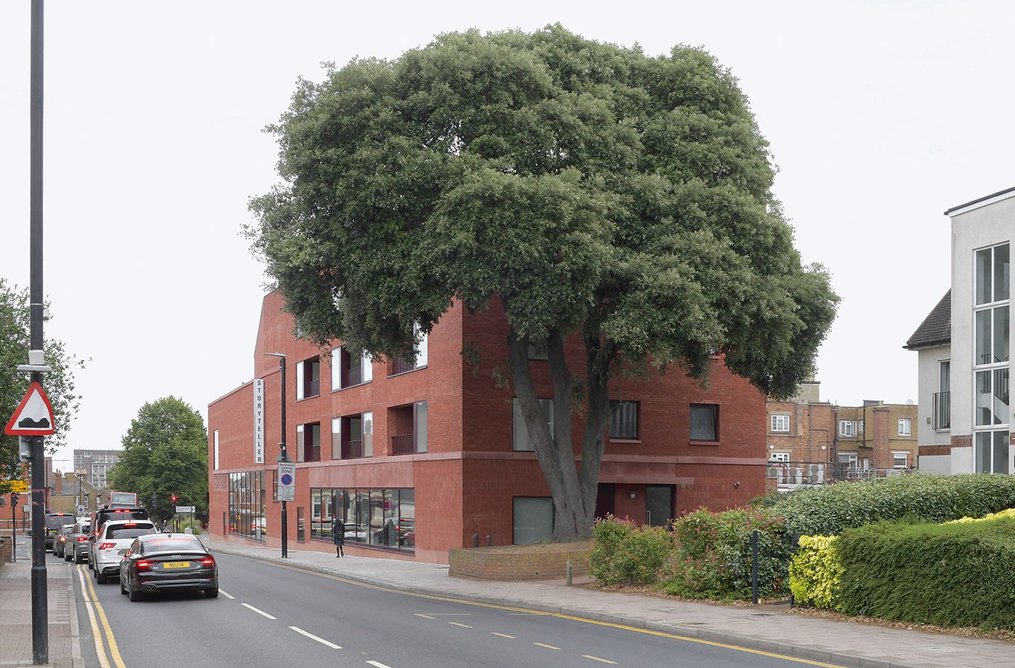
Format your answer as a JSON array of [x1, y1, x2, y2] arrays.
[[4, 381, 56, 436]]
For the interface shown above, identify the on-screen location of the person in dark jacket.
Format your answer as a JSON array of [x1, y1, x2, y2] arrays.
[[332, 517, 345, 557]]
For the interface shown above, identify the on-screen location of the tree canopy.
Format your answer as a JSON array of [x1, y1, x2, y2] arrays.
[[107, 396, 208, 523], [248, 25, 839, 540], [0, 279, 84, 495]]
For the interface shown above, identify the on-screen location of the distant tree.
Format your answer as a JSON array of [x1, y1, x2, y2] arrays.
[[107, 397, 208, 523], [0, 279, 84, 495], [248, 26, 839, 541]]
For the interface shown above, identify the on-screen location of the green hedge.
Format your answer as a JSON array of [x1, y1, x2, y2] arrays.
[[661, 507, 789, 600], [788, 535, 843, 609], [836, 517, 1015, 629], [588, 517, 672, 586], [771, 474, 1015, 536]]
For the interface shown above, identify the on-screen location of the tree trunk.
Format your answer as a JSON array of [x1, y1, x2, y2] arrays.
[[506, 327, 613, 542]]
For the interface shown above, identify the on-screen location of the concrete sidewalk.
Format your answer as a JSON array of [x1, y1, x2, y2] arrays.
[[2, 531, 1013, 667]]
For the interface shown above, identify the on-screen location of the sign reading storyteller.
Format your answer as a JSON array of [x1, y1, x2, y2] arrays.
[[253, 378, 265, 464]]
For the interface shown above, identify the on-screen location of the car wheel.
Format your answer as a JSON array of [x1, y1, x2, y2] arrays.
[[205, 587, 219, 599], [75, 553, 83, 564], [96, 571, 106, 584], [128, 582, 143, 602], [120, 577, 127, 595]]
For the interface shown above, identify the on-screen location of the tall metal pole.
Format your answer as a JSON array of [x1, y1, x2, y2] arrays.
[[29, 1, 48, 663], [278, 356, 288, 559]]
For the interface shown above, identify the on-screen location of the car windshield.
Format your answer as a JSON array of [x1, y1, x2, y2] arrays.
[[142, 537, 206, 553], [107, 527, 155, 539]]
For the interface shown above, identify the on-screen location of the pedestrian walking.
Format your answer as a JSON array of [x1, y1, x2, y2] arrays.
[[332, 516, 345, 557]]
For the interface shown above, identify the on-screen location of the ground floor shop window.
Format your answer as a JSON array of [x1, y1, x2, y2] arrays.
[[228, 471, 266, 542], [310, 487, 415, 552], [513, 497, 553, 545]]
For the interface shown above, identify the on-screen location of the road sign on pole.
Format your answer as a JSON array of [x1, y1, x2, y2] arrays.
[[4, 381, 55, 436], [277, 462, 295, 502]]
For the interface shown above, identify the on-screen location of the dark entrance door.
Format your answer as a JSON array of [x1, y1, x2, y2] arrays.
[[595, 483, 615, 519], [645, 485, 674, 527]]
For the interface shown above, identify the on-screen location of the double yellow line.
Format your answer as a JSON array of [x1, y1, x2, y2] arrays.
[[76, 564, 127, 668]]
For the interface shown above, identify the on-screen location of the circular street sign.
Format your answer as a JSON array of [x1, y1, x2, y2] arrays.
[[280, 473, 293, 486]]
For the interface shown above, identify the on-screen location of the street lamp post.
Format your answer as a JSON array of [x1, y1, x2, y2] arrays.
[[266, 352, 288, 559]]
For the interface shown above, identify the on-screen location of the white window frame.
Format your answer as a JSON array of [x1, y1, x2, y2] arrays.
[[769, 452, 790, 463], [898, 418, 912, 437], [770, 414, 790, 433], [892, 451, 909, 469], [839, 420, 857, 438]]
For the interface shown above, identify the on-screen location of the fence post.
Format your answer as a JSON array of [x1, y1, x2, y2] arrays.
[[789, 533, 800, 608], [751, 529, 759, 605]]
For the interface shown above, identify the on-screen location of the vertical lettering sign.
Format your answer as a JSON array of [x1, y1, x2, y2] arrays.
[[253, 378, 265, 464]]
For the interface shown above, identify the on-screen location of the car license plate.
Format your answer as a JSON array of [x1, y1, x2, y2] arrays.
[[163, 561, 191, 569]]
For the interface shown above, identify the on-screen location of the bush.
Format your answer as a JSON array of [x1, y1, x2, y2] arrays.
[[836, 517, 1015, 629], [771, 474, 1015, 536], [589, 517, 672, 586], [788, 535, 843, 609], [661, 506, 790, 600]]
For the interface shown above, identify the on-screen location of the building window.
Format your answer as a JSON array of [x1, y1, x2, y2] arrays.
[[838, 452, 858, 467], [513, 398, 554, 451], [296, 423, 321, 462], [609, 401, 639, 439], [934, 360, 951, 430], [311, 487, 415, 552], [898, 418, 912, 437], [975, 368, 1009, 426], [690, 404, 718, 441], [390, 324, 428, 375], [771, 414, 790, 433], [769, 452, 790, 463], [296, 356, 321, 400], [228, 471, 266, 542], [337, 412, 373, 459], [332, 346, 372, 391], [975, 430, 1010, 474], [892, 452, 909, 469], [513, 497, 554, 545], [390, 401, 428, 455], [839, 420, 857, 438]]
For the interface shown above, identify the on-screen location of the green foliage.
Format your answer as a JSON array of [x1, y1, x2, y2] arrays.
[[107, 397, 208, 523], [588, 517, 672, 586], [788, 535, 843, 609], [662, 506, 789, 600], [836, 518, 1015, 629], [0, 279, 86, 491], [772, 474, 1015, 536]]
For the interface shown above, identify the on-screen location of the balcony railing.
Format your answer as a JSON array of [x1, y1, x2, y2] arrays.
[[341, 366, 362, 388], [933, 391, 951, 430], [341, 439, 363, 459], [391, 354, 419, 376], [391, 433, 416, 455], [766, 461, 915, 488]]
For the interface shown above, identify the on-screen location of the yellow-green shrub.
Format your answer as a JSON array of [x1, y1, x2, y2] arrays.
[[788, 535, 843, 609]]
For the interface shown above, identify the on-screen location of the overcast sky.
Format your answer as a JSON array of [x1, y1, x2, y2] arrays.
[[1, 1, 1007, 472]]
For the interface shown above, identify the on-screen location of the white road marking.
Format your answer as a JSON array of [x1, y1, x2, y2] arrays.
[[219, 589, 235, 600], [77, 567, 111, 668], [534, 642, 561, 650], [582, 656, 617, 665], [414, 613, 436, 619], [491, 632, 515, 639], [366, 661, 392, 668], [289, 626, 342, 649], [448, 621, 473, 628], [241, 603, 277, 620]]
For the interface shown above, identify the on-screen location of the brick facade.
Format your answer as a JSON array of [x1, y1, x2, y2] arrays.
[[208, 292, 768, 564]]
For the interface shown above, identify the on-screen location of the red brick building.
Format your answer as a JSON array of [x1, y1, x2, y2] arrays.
[[207, 292, 768, 563]]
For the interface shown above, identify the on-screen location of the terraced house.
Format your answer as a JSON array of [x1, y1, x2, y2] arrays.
[[208, 291, 768, 563]]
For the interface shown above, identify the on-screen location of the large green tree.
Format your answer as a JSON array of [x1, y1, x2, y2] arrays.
[[0, 279, 84, 494], [248, 26, 839, 541], [107, 396, 208, 524]]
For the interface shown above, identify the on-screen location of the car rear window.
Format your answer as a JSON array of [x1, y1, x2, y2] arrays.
[[143, 538, 206, 553], [46, 514, 74, 530], [107, 526, 155, 539]]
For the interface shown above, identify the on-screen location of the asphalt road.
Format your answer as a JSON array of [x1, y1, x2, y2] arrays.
[[61, 549, 836, 668]]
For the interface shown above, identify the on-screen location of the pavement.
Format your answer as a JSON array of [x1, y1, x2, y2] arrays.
[[2, 532, 1014, 668]]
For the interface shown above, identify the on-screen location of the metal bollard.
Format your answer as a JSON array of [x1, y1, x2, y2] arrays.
[[566, 559, 573, 586], [486, 534, 493, 547]]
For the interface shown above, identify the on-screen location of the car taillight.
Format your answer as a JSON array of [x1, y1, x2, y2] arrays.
[[200, 557, 215, 567], [77, 536, 88, 542], [98, 542, 116, 550], [136, 560, 151, 571]]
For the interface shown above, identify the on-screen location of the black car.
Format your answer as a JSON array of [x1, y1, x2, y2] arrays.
[[119, 533, 218, 601], [44, 512, 75, 551]]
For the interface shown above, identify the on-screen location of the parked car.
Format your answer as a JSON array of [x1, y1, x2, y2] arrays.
[[92, 519, 157, 584], [119, 533, 218, 601], [66, 521, 91, 564], [44, 512, 75, 551], [52, 524, 75, 559]]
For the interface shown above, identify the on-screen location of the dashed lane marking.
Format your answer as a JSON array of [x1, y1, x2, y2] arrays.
[[366, 661, 392, 668], [582, 655, 617, 665], [491, 632, 515, 639], [448, 621, 473, 628], [290, 625, 342, 649], [534, 642, 561, 650], [219, 589, 236, 600], [242, 603, 277, 620]]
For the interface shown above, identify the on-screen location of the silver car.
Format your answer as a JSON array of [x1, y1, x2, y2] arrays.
[[66, 521, 91, 564], [92, 519, 157, 583]]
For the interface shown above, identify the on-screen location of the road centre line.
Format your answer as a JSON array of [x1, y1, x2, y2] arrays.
[[582, 655, 617, 665], [534, 642, 561, 650], [366, 661, 392, 668], [289, 626, 342, 649], [491, 632, 515, 639], [448, 621, 473, 628], [219, 589, 236, 600], [242, 603, 277, 619], [414, 613, 436, 619]]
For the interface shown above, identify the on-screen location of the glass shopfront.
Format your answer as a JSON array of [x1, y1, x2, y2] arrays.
[[229, 471, 266, 541], [310, 487, 415, 552]]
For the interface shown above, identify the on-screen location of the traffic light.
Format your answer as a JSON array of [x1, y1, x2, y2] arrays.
[[170, 494, 178, 504]]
